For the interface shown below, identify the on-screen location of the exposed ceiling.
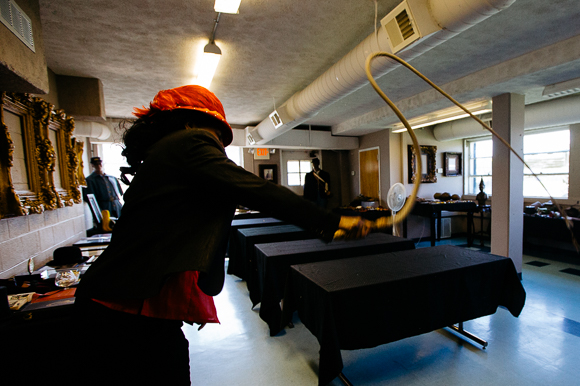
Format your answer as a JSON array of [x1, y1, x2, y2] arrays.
[[38, 0, 580, 140]]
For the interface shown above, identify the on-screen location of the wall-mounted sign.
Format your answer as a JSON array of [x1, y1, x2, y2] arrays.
[[254, 148, 270, 160]]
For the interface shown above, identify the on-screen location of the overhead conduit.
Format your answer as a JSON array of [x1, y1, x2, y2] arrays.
[[247, 0, 516, 145]]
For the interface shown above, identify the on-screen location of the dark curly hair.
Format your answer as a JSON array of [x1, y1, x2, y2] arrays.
[[120, 109, 224, 178]]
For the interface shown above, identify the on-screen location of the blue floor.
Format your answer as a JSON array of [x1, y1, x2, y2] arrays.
[[183, 238, 580, 385]]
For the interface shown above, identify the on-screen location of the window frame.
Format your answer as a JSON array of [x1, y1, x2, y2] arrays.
[[286, 159, 311, 187], [464, 137, 493, 197], [463, 127, 571, 199]]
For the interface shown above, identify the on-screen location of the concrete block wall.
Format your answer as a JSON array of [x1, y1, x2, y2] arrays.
[[0, 203, 86, 279]]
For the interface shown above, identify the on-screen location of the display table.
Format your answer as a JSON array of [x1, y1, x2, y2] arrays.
[[283, 245, 526, 386], [230, 217, 285, 229], [227, 225, 316, 304], [228, 217, 286, 261], [404, 201, 478, 246], [233, 210, 268, 220], [523, 214, 580, 243], [253, 233, 415, 335], [72, 234, 111, 253]]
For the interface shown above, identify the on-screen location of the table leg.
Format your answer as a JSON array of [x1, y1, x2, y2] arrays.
[[437, 213, 442, 242], [339, 372, 354, 386], [447, 322, 488, 349], [467, 212, 473, 247], [430, 216, 436, 246], [480, 212, 485, 247]]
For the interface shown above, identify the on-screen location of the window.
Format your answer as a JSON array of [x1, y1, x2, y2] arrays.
[[466, 139, 493, 195], [287, 160, 311, 186], [225, 146, 243, 166], [101, 143, 129, 180], [523, 129, 569, 198], [465, 128, 570, 198]]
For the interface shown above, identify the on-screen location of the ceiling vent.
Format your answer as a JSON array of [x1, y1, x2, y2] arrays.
[[381, 1, 420, 53], [269, 110, 283, 129], [0, 0, 35, 52]]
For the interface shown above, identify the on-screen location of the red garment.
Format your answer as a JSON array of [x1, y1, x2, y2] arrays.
[[93, 271, 219, 325]]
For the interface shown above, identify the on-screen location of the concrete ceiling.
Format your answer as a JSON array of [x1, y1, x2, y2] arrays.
[[38, 0, 580, 139]]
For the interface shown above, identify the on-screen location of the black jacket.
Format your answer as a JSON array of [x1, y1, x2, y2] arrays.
[[76, 129, 340, 300]]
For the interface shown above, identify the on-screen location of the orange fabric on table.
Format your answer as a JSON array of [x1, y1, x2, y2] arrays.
[[93, 271, 219, 325], [31, 288, 76, 303]]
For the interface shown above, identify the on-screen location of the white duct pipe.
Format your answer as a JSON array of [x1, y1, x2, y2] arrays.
[[250, 0, 516, 144], [433, 94, 580, 141], [73, 121, 111, 140]]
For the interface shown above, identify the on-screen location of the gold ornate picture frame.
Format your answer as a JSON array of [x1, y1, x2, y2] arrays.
[[0, 92, 81, 219], [49, 109, 82, 206], [408, 144, 437, 184]]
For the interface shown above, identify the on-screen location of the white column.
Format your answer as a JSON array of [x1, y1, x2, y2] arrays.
[[568, 123, 580, 204], [490, 93, 525, 275]]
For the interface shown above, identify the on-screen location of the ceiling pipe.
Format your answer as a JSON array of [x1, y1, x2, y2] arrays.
[[433, 94, 580, 141], [247, 0, 516, 145], [73, 121, 111, 140]]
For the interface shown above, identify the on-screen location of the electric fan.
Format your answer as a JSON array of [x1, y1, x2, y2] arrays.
[[386, 183, 406, 236]]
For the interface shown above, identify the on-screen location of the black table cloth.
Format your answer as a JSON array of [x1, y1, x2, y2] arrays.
[[253, 233, 416, 335], [227, 225, 316, 304], [230, 217, 285, 229], [283, 245, 526, 386], [405, 201, 478, 246], [227, 217, 286, 267]]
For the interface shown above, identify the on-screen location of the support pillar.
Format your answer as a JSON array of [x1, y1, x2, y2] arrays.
[[490, 93, 525, 275], [568, 124, 580, 204]]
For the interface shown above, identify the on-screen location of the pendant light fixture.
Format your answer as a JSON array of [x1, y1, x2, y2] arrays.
[[195, 2, 241, 89], [196, 13, 222, 89], [214, 0, 241, 14]]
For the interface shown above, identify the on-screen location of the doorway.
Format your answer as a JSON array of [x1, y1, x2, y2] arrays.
[[359, 147, 380, 203]]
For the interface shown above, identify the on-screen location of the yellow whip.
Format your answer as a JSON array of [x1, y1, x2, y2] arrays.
[[337, 51, 577, 252]]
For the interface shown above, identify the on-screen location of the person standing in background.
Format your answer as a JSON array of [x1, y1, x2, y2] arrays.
[[85, 156, 123, 218], [303, 157, 331, 208]]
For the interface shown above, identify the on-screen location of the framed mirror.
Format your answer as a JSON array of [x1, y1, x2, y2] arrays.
[[444, 152, 462, 176], [408, 144, 437, 184]]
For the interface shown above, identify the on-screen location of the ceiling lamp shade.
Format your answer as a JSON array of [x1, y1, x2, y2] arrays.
[[214, 0, 241, 14], [196, 42, 222, 89]]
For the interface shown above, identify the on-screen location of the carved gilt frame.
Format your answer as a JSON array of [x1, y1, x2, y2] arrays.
[[49, 109, 82, 206], [0, 93, 81, 219], [1, 92, 44, 216], [408, 144, 437, 184]]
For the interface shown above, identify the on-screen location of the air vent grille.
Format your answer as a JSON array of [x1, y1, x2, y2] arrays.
[[0, 0, 35, 52], [269, 110, 283, 129], [396, 9, 415, 40], [381, 1, 421, 54]]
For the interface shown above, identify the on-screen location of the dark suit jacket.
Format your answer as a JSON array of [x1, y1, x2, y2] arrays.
[[304, 169, 331, 202], [86, 172, 123, 218], [76, 129, 340, 300]]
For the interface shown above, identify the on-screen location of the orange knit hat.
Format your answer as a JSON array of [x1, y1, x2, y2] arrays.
[[133, 85, 233, 146]]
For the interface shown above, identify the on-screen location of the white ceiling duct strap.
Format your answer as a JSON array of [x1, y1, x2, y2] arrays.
[[249, 0, 517, 145]]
